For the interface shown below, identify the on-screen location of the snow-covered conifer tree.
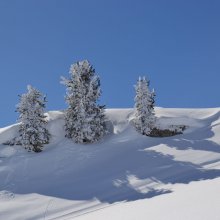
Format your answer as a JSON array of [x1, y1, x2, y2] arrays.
[[134, 77, 156, 135], [61, 60, 106, 143], [16, 85, 50, 152]]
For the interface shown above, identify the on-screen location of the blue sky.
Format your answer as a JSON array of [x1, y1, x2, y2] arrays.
[[0, 0, 220, 126]]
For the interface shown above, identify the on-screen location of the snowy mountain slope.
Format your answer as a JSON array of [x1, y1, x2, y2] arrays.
[[0, 108, 220, 220]]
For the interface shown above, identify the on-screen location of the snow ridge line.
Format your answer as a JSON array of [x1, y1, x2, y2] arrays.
[[46, 202, 122, 220]]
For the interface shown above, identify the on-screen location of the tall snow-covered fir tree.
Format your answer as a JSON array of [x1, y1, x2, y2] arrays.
[[134, 76, 156, 135], [16, 85, 50, 152], [61, 60, 107, 143]]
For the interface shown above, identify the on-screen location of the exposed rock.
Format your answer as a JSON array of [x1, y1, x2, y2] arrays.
[[149, 125, 187, 137]]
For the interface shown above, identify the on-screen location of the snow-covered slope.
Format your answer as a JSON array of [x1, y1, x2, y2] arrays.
[[0, 108, 220, 220]]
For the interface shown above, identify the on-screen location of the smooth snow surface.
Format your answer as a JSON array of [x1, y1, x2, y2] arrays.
[[0, 108, 220, 220]]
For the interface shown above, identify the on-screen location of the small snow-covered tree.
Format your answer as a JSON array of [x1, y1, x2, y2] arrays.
[[61, 60, 106, 143], [16, 85, 50, 152], [134, 76, 156, 135]]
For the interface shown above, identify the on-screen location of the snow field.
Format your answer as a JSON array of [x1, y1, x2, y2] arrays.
[[0, 107, 220, 220]]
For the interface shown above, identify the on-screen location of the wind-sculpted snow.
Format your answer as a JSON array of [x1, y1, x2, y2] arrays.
[[0, 108, 220, 220]]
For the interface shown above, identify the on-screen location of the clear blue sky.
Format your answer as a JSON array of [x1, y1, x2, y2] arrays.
[[0, 0, 220, 126]]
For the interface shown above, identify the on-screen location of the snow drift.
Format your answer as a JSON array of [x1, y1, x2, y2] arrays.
[[0, 107, 220, 220]]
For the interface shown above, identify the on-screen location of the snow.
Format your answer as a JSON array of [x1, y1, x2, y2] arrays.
[[0, 107, 220, 220], [75, 177, 220, 220]]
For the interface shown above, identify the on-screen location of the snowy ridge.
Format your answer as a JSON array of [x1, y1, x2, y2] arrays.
[[0, 107, 220, 220]]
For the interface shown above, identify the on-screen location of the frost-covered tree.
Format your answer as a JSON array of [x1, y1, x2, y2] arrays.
[[16, 85, 50, 152], [134, 76, 156, 135], [61, 60, 106, 143]]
